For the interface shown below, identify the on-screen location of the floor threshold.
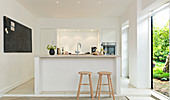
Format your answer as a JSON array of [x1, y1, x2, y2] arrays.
[[151, 90, 169, 100]]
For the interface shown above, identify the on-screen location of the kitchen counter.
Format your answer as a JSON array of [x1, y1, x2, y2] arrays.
[[37, 55, 120, 58], [34, 55, 121, 95]]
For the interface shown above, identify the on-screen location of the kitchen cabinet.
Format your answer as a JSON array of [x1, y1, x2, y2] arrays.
[[40, 29, 56, 54], [34, 55, 121, 94], [101, 29, 116, 42]]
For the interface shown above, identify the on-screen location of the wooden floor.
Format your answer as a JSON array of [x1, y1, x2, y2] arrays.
[[0, 97, 128, 100]]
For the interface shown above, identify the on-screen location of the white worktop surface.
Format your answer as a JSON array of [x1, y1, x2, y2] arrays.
[[36, 55, 119, 58]]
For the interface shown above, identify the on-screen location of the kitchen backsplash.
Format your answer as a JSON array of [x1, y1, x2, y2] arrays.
[[57, 30, 99, 54]]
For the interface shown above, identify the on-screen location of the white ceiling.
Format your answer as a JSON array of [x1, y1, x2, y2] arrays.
[[16, 0, 135, 18]]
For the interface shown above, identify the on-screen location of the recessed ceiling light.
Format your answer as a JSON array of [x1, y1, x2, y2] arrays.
[[98, 1, 101, 4], [77, 1, 80, 4], [56, 1, 59, 4], [91, 29, 94, 31]]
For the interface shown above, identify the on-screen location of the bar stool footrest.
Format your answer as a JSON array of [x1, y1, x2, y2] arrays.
[[100, 92, 112, 94], [80, 92, 90, 94], [101, 84, 109, 85], [81, 84, 90, 85]]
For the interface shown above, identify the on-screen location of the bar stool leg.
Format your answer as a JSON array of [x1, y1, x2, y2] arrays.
[[89, 74, 94, 100], [109, 75, 115, 100], [95, 75, 100, 98], [98, 75, 102, 100], [107, 75, 111, 97], [77, 74, 83, 100]]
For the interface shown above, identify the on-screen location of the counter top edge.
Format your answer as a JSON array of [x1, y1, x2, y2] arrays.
[[35, 55, 120, 58]]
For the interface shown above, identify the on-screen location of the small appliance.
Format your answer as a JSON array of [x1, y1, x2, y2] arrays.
[[101, 42, 116, 55], [91, 47, 97, 54]]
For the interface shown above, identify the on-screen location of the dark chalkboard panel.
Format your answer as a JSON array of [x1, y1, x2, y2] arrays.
[[4, 16, 32, 53]]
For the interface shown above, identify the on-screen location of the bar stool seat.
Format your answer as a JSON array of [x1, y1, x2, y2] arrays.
[[97, 71, 112, 75], [95, 71, 115, 100], [77, 71, 94, 100], [79, 71, 93, 75]]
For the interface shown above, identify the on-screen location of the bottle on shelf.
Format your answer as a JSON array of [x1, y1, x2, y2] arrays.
[[62, 47, 65, 54]]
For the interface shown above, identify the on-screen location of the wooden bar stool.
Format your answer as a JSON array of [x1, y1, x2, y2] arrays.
[[77, 71, 94, 100], [95, 71, 115, 100]]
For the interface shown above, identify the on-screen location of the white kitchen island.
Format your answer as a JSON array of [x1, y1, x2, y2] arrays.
[[34, 55, 121, 96]]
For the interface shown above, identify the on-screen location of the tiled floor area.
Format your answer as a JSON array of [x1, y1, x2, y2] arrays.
[[127, 96, 157, 100], [121, 78, 168, 100], [5, 79, 34, 94], [3, 78, 168, 100], [5, 78, 151, 95], [121, 78, 152, 95]]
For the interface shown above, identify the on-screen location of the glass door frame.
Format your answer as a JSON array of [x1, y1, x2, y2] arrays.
[[151, 16, 153, 89]]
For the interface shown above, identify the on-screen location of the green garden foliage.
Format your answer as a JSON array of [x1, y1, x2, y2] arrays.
[[153, 22, 169, 80], [153, 22, 169, 62], [153, 67, 169, 80], [155, 61, 166, 67]]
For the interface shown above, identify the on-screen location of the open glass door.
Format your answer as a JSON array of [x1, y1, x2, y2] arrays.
[[151, 3, 169, 97]]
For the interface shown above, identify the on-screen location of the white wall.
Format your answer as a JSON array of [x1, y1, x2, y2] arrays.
[[127, 1, 138, 87], [137, 0, 169, 88], [37, 18, 121, 55], [120, 0, 169, 88], [0, 0, 36, 94], [136, 0, 150, 88], [40, 29, 56, 55], [101, 29, 117, 42], [120, 0, 138, 87], [122, 27, 129, 77], [141, 0, 169, 10], [141, 0, 156, 10]]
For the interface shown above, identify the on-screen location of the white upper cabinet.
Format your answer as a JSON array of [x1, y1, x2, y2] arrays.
[[101, 29, 116, 42], [40, 29, 56, 55]]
